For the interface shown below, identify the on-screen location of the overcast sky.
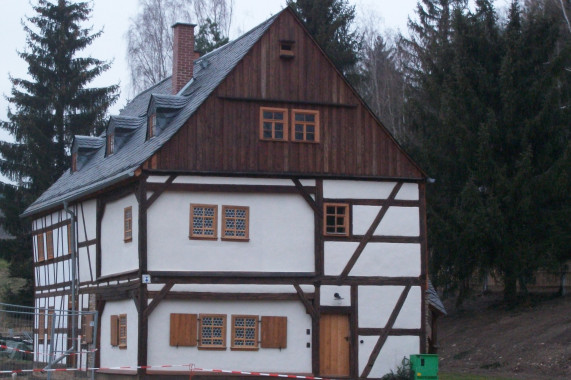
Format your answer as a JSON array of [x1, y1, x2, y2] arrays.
[[0, 0, 510, 149]]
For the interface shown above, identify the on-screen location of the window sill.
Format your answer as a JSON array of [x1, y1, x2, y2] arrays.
[[197, 346, 227, 351], [221, 237, 250, 242], [291, 140, 320, 144], [189, 236, 218, 241], [124, 238, 132, 243], [260, 138, 288, 142], [119, 345, 127, 350], [231, 346, 259, 351]]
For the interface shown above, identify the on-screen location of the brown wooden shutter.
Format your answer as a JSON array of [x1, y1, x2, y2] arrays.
[[38, 311, 45, 344], [261, 316, 287, 348], [83, 314, 94, 343], [170, 313, 197, 347], [110, 315, 119, 346]]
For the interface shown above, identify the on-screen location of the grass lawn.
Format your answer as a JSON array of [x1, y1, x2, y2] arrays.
[[440, 373, 518, 380]]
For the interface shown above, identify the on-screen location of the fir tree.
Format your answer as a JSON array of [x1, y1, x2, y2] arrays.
[[195, 18, 229, 54], [0, 0, 118, 304], [286, 0, 362, 80]]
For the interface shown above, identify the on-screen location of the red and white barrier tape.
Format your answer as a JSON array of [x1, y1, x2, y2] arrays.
[[0, 344, 97, 357], [0, 364, 337, 379]]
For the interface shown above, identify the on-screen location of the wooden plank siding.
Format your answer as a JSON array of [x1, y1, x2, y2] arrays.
[[149, 10, 423, 180]]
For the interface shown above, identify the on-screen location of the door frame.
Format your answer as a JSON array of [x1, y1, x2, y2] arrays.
[[319, 306, 357, 378]]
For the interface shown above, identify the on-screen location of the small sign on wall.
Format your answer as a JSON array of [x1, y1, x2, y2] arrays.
[[142, 274, 151, 284]]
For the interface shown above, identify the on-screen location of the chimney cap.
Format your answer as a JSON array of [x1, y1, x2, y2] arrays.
[[171, 22, 197, 28]]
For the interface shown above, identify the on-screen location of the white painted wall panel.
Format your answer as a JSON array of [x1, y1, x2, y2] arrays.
[[395, 183, 419, 201], [100, 300, 138, 369], [324, 242, 358, 276], [78, 200, 97, 242], [352, 206, 381, 235], [394, 286, 421, 329], [376, 207, 420, 236], [358, 286, 404, 328], [147, 284, 314, 293], [323, 180, 397, 199], [350, 244, 421, 277], [148, 300, 312, 373], [78, 247, 92, 283], [101, 194, 138, 276], [359, 336, 419, 377], [320, 285, 351, 306], [147, 192, 314, 272]]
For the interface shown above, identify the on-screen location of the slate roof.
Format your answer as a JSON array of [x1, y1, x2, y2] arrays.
[[22, 12, 280, 217], [427, 280, 447, 315]]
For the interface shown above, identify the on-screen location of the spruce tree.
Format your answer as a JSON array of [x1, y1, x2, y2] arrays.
[[286, 0, 362, 80], [195, 18, 229, 54], [0, 0, 118, 304]]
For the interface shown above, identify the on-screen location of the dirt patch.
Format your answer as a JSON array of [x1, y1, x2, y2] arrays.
[[438, 292, 571, 379]]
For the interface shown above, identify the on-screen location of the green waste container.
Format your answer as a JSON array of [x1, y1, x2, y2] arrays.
[[410, 354, 438, 379]]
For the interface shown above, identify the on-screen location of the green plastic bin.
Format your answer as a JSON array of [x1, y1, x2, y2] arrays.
[[410, 354, 438, 379]]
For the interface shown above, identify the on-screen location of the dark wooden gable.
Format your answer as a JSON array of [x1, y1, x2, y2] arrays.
[[150, 9, 424, 179]]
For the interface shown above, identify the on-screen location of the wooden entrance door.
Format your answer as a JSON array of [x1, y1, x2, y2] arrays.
[[319, 313, 351, 377]]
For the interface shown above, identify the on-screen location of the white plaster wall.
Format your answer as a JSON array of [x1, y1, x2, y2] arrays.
[[78, 247, 93, 283], [147, 192, 314, 272], [358, 286, 421, 329], [323, 180, 398, 199], [395, 183, 419, 201], [359, 336, 419, 377], [78, 200, 97, 242], [148, 300, 312, 373], [324, 242, 420, 277], [101, 194, 138, 276], [320, 285, 351, 306], [100, 300, 138, 369], [147, 284, 314, 293], [350, 244, 421, 277], [353, 206, 419, 237]]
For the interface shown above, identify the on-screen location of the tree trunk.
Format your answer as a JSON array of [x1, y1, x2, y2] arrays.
[[503, 270, 518, 305]]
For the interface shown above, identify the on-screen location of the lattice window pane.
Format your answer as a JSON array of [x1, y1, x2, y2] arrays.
[[222, 206, 249, 240], [190, 205, 217, 238], [232, 316, 258, 349]]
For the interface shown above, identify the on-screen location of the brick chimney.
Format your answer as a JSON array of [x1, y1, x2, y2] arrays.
[[172, 22, 197, 94]]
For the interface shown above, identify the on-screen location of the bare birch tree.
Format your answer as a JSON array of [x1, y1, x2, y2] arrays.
[[127, 0, 233, 95]]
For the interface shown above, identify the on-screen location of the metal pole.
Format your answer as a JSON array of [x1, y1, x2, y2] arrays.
[[64, 201, 78, 351], [46, 311, 56, 380], [92, 311, 99, 380]]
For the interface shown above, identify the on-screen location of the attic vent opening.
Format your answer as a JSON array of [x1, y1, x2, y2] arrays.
[[279, 40, 295, 59]]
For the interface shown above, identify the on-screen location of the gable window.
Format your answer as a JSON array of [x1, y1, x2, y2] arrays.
[[279, 40, 295, 58], [148, 113, 157, 138], [199, 314, 226, 349], [324, 203, 349, 236], [222, 206, 249, 241], [124, 207, 133, 242], [292, 110, 319, 142], [37, 233, 45, 262], [231, 315, 258, 350], [260, 108, 287, 141], [107, 133, 114, 155], [46, 230, 54, 260], [190, 204, 218, 239]]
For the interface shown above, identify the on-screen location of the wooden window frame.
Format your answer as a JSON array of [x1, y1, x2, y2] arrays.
[[148, 113, 156, 138], [198, 314, 227, 350], [292, 109, 320, 143], [46, 230, 54, 260], [221, 205, 250, 241], [323, 203, 350, 236], [189, 204, 218, 240], [118, 314, 127, 349], [260, 107, 288, 141], [37, 233, 45, 262], [231, 315, 259, 351], [124, 206, 133, 242]]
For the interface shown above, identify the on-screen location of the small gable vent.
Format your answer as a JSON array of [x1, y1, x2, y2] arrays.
[[280, 40, 295, 59]]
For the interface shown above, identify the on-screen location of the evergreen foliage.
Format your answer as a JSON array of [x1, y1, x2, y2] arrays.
[[195, 18, 229, 54], [401, 0, 571, 304], [0, 0, 118, 305], [286, 0, 362, 81]]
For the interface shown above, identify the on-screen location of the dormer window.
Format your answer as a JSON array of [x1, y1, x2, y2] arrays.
[[71, 152, 77, 173], [107, 133, 114, 155], [280, 40, 295, 59], [148, 113, 157, 138]]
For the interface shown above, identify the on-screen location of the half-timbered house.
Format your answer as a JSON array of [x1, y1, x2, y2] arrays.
[[23, 8, 430, 379]]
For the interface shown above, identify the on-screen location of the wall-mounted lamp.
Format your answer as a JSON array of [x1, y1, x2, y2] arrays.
[[334, 293, 343, 300]]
